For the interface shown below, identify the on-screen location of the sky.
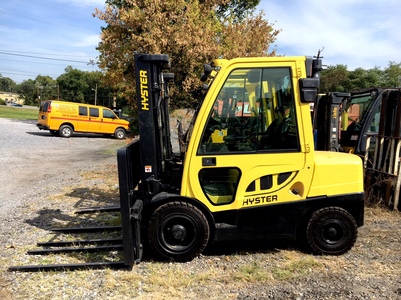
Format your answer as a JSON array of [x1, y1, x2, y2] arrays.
[[0, 0, 106, 84], [1, 0, 401, 84], [260, 0, 401, 70]]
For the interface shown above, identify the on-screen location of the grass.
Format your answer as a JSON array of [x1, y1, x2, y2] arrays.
[[271, 254, 322, 280], [0, 105, 38, 120]]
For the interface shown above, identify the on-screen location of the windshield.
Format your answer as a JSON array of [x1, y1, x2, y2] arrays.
[[199, 67, 298, 153], [344, 91, 379, 133]]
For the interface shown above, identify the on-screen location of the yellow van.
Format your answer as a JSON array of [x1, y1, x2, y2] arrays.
[[37, 100, 131, 139]]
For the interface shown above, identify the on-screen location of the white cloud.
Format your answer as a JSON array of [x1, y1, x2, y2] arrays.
[[58, 0, 106, 8], [72, 34, 101, 48], [259, 0, 401, 69]]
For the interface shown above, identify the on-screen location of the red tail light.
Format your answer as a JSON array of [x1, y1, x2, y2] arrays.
[[48, 104, 52, 113]]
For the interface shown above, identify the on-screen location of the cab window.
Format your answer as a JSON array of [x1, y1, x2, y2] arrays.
[[103, 109, 116, 119], [198, 67, 299, 154]]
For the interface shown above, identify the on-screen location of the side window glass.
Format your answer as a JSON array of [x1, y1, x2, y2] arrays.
[[198, 67, 299, 154], [345, 93, 378, 134], [199, 167, 240, 205], [367, 103, 381, 134], [41, 102, 49, 112], [79, 106, 87, 116], [103, 109, 115, 119], [89, 107, 99, 117]]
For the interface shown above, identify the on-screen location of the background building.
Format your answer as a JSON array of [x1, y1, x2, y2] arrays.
[[0, 91, 23, 105]]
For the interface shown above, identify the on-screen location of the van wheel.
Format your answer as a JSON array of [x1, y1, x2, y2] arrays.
[[59, 125, 73, 138], [306, 207, 358, 255], [114, 128, 126, 139], [147, 201, 210, 262]]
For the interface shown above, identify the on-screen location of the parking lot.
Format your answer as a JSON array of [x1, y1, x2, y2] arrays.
[[0, 118, 126, 220]]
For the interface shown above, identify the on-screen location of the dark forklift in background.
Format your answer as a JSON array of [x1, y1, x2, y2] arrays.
[[313, 87, 401, 210], [314, 88, 393, 156], [339, 88, 383, 156]]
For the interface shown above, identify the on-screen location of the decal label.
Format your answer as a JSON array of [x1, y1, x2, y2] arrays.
[[139, 70, 149, 110], [243, 195, 278, 206]]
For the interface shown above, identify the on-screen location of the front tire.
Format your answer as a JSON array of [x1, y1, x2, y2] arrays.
[[59, 125, 73, 138], [147, 201, 210, 262], [114, 128, 126, 140], [306, 207, 358, 255]]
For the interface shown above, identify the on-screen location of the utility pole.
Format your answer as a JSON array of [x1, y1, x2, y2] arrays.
[[36, 84, 43, 106], [92, 84, 98, 105]]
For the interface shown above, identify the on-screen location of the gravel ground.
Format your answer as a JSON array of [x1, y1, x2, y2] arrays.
[[1, 117, 401, 300]]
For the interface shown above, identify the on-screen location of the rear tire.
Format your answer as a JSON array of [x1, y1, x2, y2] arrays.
[[306, 207, 358, 255], [114, 128, 126, 139], [147, 201, 210, 262], [59, 125, 73, 138]]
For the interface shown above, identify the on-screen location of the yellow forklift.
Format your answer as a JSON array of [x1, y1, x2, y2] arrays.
[[10, 53, 365, 271], [119, 54, 364, 263]]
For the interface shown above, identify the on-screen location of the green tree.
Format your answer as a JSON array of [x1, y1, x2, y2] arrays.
[[35, 75, 59, 101], [320, 63, 400, 93], [382, 62, 401, 87], [57, 67, 89, 102], [94, 0, 279, 109], [342, 68, 382, 91], [0, 75, 17, 92], [16, 79, 37, 106], [215, 0, 260, 21], [55, 67, 116, 107], [320, 65, 348, 93], [83, 71, 115, 107]]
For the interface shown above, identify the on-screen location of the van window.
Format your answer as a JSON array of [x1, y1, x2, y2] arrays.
[[103, 109, 116, 119], [40, 102, 50, 112], [79, 106, 88, 116], [89, 107, 99, 117]]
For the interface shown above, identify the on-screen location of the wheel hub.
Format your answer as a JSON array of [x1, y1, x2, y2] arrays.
[[171, 224, 186, 240], [327, 227, 338, 238], [322, 222, 345, 244]]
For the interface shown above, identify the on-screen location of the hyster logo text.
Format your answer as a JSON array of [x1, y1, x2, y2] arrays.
[[140, 70, 149, 110], [243, 195, 278, 206]]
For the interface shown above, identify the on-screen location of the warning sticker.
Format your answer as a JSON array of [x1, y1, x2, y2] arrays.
[[145, 165, 152, 173]]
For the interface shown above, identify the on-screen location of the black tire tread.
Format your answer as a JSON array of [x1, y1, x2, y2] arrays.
[[306, 206, 358, 255], [147, 201, 209, 262]]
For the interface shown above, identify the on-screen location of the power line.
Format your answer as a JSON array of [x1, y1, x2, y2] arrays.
[[0, 58, 92, 69], [0, 51, 95, 64], [1, 69, 43, 76], [0, 49, 92, 58]]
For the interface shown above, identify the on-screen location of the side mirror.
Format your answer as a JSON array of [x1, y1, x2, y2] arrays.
[[201, 64, 213, 82], [299, 78, 320, 103]]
